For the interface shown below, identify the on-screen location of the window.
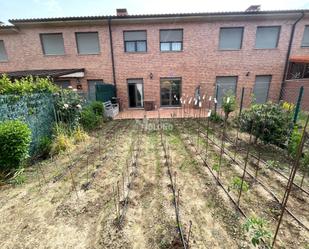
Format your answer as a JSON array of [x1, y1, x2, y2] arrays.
[[76, 32, 100, 55], [215, 76, 237, 107], [287, 62, 309, 80], [160, 29, 183, 51], [219, 27, 243, 50], [0, 40, 8, 61], [54, 80, 71, 89], [301, 26, 309, 47], [88, 80, 104, 101], [124, 31, 147, 52], [253, 76, 271, 104], [160, 78, 181, 106], [40, 33, 65, 55], [128, 79, 144, 108], [255, 26, 280, 49]]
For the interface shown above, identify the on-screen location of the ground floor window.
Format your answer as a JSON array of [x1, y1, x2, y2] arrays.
[[128, 79, 144, 108], [253, 75, 271, 104], [88, 80, 103, 101], [215, 76, 237, 107], [287, 62, 309, 80], [54, 80, 70, 89], [160, 78, 181, 106]]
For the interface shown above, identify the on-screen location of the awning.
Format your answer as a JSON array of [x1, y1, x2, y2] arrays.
[[289, 56, 309, 63], [1, 68, 85, 79]]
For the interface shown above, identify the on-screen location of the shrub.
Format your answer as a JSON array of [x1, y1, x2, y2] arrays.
[[222, 93, 236, 121], [239, 103, 292, 146], [0, 120, 31, 172], [54, 89, 84, 128], [0, 74, 59, 94], [89, 101, 104, 116], [209, 112, 223, 123], [80, 106, 101, 130], [37, 136, 52, 159]]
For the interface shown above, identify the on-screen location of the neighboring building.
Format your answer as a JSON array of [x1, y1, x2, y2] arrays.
[[1, 7, 309, 110]]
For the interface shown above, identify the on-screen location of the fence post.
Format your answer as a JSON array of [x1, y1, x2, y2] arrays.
[[239, 87, 245, 116], [293, 86, 304, 124], [214, 85, 219, 115]]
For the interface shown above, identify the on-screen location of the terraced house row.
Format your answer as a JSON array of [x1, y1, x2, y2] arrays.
[[1, 7, 309, 110]]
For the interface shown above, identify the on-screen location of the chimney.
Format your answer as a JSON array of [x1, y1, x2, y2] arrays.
[[245, 5, 261, 12], [116, 8, 128, 16]]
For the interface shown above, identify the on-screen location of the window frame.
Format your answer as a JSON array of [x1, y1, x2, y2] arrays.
[[0, 40, 8, 62], [218, 27, 244, 51], [40, 33, 65, 56], [127, 78, 145, 108], [159, 29, 183, 52], [75, 32, 100, 55], [255, 26, 281, 49], [160, 77, 182, 107], [301, 25, 309, 48], [286, 62, 309, 80], [123, 30, 147, 53]]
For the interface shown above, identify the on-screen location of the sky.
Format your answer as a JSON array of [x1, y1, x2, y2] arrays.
[[1, 0, 309, 24]]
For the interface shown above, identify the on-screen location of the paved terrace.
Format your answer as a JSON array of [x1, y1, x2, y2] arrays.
[[114, 107, 216, 119]]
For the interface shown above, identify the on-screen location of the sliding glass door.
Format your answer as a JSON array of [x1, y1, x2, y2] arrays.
[[128, 79, 144, 108], [160, 78, 181, 106]]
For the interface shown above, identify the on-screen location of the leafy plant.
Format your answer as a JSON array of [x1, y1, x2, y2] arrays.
[[209, 112, 223, 123], [288, 126, 302, 159], [37, 136, 52, 159], [243, 216, 272, 248], [0, 120, 31, 173], [239, 103, 292, 146], [54, 89, 84, 128], [230, 176, 249, 193], [89, 101, 104, 116], [222, 93, 236, 121], [0, 74, 59, 94], [80, 106, 101, 130], [300, 150, 309, 187]]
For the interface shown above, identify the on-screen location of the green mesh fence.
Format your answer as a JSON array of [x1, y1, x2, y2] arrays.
[[0, 93, 55, 155]]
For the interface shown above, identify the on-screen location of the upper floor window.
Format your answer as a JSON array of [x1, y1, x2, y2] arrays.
[[219, 27, 243, 50], [255, 26, 280, 49], [76, 32, 100, 55], [287, 62, 309, 80], [124, 31, 147, 52], [40, 33, 65, 55], [0, 40, 8, 61], [160, 29, 183, 52], [301, 26, 309, 47]]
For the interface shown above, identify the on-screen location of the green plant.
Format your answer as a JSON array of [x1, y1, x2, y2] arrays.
[[239, 103, 292, 146], [230, 176, 249, 193], [50, 123, 73, 155], [0, 120, 31, 173], [209, 112, 223, 123], [222, 92, 236, 121], [243, 216, 272, 248], [72, 126, 88, 143], [288, 126, 302, 159], [54, 89, 84, 128], [80, 106, 101, 130], [89, 101, 104, 116], [300, 150, 309, 187], [37, 136, 52, 159], [0, 74, 59, 94], [8, 167, 26, 185]]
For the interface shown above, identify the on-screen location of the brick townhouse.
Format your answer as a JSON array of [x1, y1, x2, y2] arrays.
[[1, 7, 309, 110]]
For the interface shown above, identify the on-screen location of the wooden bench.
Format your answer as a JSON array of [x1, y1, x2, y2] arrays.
[[103, 100, 119, 118]]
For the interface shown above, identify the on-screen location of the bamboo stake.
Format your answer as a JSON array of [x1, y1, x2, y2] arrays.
[[187, 220, 192, 248]]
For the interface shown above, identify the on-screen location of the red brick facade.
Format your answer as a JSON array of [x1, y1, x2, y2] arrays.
[[1, 10, 309, 110]]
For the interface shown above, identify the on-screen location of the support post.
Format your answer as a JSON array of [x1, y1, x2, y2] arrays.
[[293, 86, 304, 124]]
